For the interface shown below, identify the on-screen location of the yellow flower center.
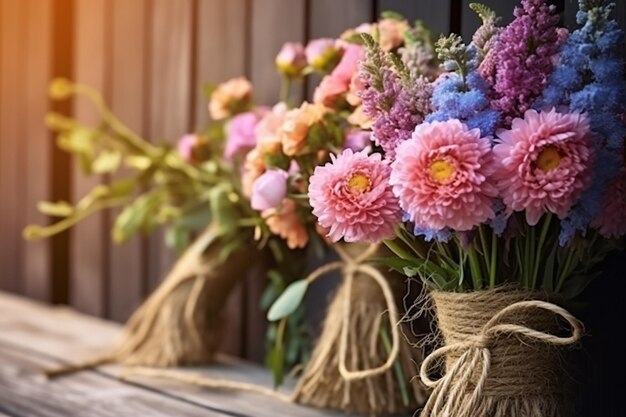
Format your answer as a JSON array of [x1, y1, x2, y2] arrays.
[[536, 146, 561, 172], [430, 159, 456, 183], [347, 173, 371, 194]]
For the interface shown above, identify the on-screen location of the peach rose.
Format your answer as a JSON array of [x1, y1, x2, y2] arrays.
[[208, 77, 253, 120], [378, 18, 409, 51], [263, 198, 309, 249], [280, 102, 327, 156]]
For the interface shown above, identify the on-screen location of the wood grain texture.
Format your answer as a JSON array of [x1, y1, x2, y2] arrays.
[[377, 0, 452, 36], [70, 0, 110, 317], [250, 0, 307, 105], [147, 0, 195, 292], [0, 0, 24, 294], [306, 0, 374, 100], [194, 0, 248, 357], [194, 0, 248, 130], [21, 0, 54, 302], [0, 344, 227, 417], [0, 292, 351, 417], [107, 0, 150, 322]]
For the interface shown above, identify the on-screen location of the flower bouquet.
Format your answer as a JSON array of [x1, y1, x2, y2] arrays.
[[302, 1, 625, 416], [258, 14, 443, 415], [23, 76, 303, 373]]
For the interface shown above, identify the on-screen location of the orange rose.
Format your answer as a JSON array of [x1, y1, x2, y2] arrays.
[[280, 102, 327, 156], [263, 199, 309, 249], [208, 77, 252, 120], [378, 18, 409, 51]]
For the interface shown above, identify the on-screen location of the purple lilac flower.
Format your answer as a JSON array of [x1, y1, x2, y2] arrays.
[[486, 0, 561, 125]]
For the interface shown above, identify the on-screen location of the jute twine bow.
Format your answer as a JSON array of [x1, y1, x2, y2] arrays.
[[303, 244, 401, 381], [419, 299, 583, 417]]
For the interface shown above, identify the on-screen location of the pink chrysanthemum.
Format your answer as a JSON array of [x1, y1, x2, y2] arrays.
[[493, 109, 594, 225], [390, 120, 498, 231], [592, 167, 626, 239], [309, 149, 401, 243]]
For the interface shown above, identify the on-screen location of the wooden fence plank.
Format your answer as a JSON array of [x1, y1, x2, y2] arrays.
[[0, 0, 25, 294], [378, 0, 452, 36], [250, 0, 307, 105], [147, 0, 195, 292], [21, 0, 54, 302], [194, 0, 248, 130], [247, 0, 307, 361], [107, 0, 150, 322], [194, 0, 248, 356], [70, 0, 110, 317]]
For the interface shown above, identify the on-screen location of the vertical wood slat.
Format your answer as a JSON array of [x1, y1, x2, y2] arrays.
[[107, 0, 150, 322], [147, 0, 195, 293], [195, 0, 249, 357], [70, 0, 109, 316], [250, 0, 307, 106], [377, 0, 453, 36], [22, 0, 54, 301], [306, 0, 374, 100], [246, 0, 307, 362], [0, 0, 25, 294]]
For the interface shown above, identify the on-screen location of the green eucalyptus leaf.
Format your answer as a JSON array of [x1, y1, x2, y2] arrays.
[[57, 129, 93, 154], [165, 225, 190, 254], [37, 201, 74, 217], [92, 150, 122, 174], [209, 184, 238, 236], [108, 179, 137, 198], [267, 279, 309, 321]]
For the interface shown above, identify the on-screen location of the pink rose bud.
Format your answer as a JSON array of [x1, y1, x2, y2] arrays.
[[305, 38, 341, 72], [251, 169, 289, 211], [344, 130, 371, 152], [275, 42, 307, 78], [178, 134, 210, 164]]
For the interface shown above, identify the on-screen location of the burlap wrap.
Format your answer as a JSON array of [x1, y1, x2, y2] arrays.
[[420, 289, 583, 417]]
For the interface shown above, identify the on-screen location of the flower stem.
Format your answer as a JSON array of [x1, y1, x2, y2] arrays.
[[467, 245, 483, 290], [531, 213, 552, 290], [490, 229, 497, 288]]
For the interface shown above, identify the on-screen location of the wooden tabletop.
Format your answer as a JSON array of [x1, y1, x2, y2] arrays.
[[0, 292, 355, 417]]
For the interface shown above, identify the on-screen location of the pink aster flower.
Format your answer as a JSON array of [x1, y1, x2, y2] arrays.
[[493, 109, 595, 226], [309, 149, 401, 243], [390, 120, 498, 231], [592, 167, 626, 239]]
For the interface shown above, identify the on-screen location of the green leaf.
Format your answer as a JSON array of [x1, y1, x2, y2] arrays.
[[165, 225, 191, 254], [265, 345, 285, 388], [267, 279, 309, 321], [108, 179, 137, 199], [559, 272, 599, 300], [57, 129, 94, 154], [209, 184, 238, 236], [92, 150, 122, 174], [381, 10, 405, 21], [37, 201, 74, 217], [112, 192, 161, 243]]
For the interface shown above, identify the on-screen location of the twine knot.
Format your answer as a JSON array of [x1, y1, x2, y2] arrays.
[[420, 298, 583, 417], [303, 244, 401, 382]]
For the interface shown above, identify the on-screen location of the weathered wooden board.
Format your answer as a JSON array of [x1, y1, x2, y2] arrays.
[[0, 292, 356, 417], [0, 343, 227, 417]]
